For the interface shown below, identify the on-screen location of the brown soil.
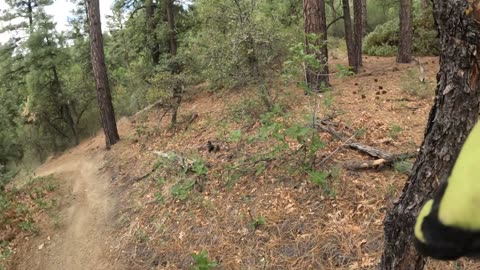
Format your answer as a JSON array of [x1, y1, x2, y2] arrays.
[[9, 134, 125, 270]]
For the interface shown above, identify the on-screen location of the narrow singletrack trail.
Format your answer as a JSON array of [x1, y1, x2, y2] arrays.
[[12, 137, 124, 270]]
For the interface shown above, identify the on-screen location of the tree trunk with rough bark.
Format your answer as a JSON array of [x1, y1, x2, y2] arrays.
[[87, 0, 120, 149], [166, 0, 177, 56], [381, 1, 480, 269], [145, 0, 160, 64], [342, 0, 356, 72], [361, 0, 367, 36], [303, 0, 329, 91], [397, 0, 413, 63], [353, 0, 363, 68]]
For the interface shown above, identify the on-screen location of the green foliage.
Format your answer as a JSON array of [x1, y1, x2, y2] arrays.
[[336, 64, 354, 78], [171, 179, 196, 201], [134, 229, 150, 243], [394, 160, 413, 174], [228, 129, 243, 143], [251, 215, 266, 229], [19, 218, 38, 234], [191, 251, 217, 270], [388, 124, 403, 140], [283, 38, 328, 93], [308, 170, 328, 188], [184, 0, 296, 89], [191, 160, 208, 176], [229, 96, 268, 124], [256, 105, 325, 168], [364, 7, 439, 56]]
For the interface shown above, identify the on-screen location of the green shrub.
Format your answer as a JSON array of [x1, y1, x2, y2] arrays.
[[192, 251, 217, 270], [363, 8, 439, 56]]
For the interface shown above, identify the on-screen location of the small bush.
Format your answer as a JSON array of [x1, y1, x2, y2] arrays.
[[394, 160, 413, 174], [171, 179, 195, 201], [388, 124, 403, 140], [364, 9, 439, 56], [192, 251, 217, 270]]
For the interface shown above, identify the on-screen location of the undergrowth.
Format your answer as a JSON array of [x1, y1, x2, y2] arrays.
[[401, 68, 435, 98], [364, 8, 439, 56], [0, 175, 60, 268]]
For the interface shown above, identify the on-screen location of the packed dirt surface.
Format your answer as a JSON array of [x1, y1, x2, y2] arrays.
[[10, 136, 124, 270]]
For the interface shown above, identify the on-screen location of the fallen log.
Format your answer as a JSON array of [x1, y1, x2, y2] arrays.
[[344, 152, 417, 171], [346, 143, 394, 159]]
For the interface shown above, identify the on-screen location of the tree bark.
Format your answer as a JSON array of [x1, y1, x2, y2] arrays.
[[145, 0, 160, 64], [87, 0, 120, 149], [353, 0, 363, 68], [381, 1, 480, 269], [303, 0, 329, 92], [397, 0, 413, 63], [166, 0, 177, 56], [342, 0, 356, 72], [361, 0, 367, 36]]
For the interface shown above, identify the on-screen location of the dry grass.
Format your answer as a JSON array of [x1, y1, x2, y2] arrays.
[[103, 56, 478, 270]]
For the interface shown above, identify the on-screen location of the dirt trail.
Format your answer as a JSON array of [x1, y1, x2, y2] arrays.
[[12, 138, 123, 270]]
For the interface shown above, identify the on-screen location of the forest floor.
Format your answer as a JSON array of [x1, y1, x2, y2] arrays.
[[5, 133, 125, 270], [2, 56, 479, 270]]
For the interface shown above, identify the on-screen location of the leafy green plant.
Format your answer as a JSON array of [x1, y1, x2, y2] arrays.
[[308, 170, 335, 196], [228, 129, 243, 143], [191, 160, 208, 176], [154, 193, 164, 204], [388, 124, 403, 140], [171, 179, 196, 201], [19, 218, 38, 234], [336, 64, 354, 78], [308, 170, 328, 186], [364, 8, 439, 56], [0, 241, 12, 261], [251, 215, 266, 229], [134, 229, 149, 243], [394, 160, 413, 174], [191, 251, 217, 270], [355, 128, 367, 138]]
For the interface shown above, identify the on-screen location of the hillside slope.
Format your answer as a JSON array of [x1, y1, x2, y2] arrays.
[[6, 56, 477, 270]]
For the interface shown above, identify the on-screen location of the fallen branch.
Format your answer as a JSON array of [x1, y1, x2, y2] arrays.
[[318, 134, 356, 166], [313, 122, 345, 140], [131, 163, 160, 182], [346, 143, 394, 159], [344, 152, 417, 171], [183, 113, 198, 131]]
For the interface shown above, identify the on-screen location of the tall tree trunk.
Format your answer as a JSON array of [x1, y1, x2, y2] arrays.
[[342, 0, 356, 72], [27, 0, 33, 32], [353, 0, 363, 68], [381, 1, 480, 269], [303, 0, 329, 92], [86, 0, 120, 149], [397, 0, 413, 63], [166, 0, 177, 56], [145, 0, 160, 64], [361, 0, 367, 36]]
